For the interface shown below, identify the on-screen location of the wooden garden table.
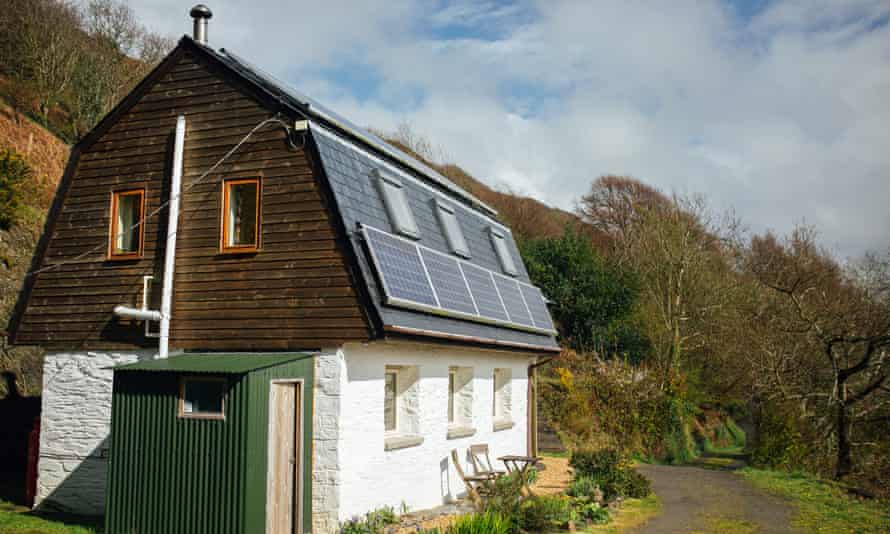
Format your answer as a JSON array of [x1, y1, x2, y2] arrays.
[[498, 455, 541, 495]]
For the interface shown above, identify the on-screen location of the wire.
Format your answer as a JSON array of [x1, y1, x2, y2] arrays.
[[26, 116, 292, 278]]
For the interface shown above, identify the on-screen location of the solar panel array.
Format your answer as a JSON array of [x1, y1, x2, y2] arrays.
[[363, 225, 557, 335]]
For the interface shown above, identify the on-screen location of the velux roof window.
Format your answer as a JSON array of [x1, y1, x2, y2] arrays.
[[435, 200, 470, 258], [490, 228, 518, 276], [375, 169, 419, 239]]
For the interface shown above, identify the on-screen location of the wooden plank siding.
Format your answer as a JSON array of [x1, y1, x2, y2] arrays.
[[13, 51, 372, 351]]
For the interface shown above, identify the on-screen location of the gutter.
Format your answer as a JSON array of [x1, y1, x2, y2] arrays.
[[113, 115, 186, 359]]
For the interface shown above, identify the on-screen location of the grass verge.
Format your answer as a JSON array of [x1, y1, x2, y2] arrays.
[[0, 501, 100, 533], [580, 494, 661, 533], [739, 468, 890, 534]]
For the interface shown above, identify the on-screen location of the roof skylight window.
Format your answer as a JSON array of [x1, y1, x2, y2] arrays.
[[434, 200, 470, 258], [489, 228, 518, 276], [375, 169, 419, 239]]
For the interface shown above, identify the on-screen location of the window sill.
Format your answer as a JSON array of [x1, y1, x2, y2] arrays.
[[493, 419, 515, 432], [384, 434, 424, 451], [446, 425, 477, 440]]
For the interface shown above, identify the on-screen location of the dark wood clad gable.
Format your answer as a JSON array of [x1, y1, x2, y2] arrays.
[[12, 49, 372, 351]]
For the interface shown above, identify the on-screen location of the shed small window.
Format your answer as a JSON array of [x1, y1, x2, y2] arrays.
[[435, 200, 470, 258], [489, 228, 518, 276], [375, 169, 419, 239], [179, 377, 226, 419], [222, 178, 260, 252], [109, 189, 144, 259]]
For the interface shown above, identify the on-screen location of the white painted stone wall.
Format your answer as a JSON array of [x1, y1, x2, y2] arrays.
[[332, 341, 535, 522], [312, 350, 345, 534], [36, 350, 156, 515]]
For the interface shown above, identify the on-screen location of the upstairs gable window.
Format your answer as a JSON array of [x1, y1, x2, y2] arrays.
[[375, 169, 419, 239], [109, 189, 145, 260], [222, 178, 260, 253], [489, 228, 518, 276], [435, 200, 470, 258]]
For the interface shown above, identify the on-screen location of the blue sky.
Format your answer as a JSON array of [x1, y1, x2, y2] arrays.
[[130, 0, 890, 259]]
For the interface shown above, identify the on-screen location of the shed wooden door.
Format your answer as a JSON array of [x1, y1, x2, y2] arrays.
[[267, 382, 301, 534]]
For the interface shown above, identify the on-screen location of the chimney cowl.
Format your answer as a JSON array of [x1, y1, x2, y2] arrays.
[[190, 4, 213, 45]]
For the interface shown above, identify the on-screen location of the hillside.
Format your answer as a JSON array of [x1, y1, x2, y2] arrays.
[[0, 99, 69, 396]]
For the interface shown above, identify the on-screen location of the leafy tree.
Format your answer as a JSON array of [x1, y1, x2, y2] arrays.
[[0, 148, 32, 230], [520, 228, 646, 358]]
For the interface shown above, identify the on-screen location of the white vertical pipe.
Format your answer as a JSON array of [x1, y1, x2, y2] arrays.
[[159, 115, 186, 359]]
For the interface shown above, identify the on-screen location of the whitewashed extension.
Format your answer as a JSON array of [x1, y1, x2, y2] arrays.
[[8, 6, 559, 533]]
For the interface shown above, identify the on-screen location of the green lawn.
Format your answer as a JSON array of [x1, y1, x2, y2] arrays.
[[579, 494, 662, 533], [739, 468, 890, 534], [0, 501, 100, 534]]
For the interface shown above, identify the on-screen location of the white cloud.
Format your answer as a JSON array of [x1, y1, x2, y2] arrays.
[[129, 0, 890, 258]]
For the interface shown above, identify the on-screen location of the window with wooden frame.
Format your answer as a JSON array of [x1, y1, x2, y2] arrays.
[[108, 189, 145, 259], [221, 178, 260, 252], [179, 376, 227, 419]]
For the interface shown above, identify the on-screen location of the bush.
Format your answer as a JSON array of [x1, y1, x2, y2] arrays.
[[573, 500, 610, 524], [570, 448, 651, 500], [0, 148, 31, 230], [518, 495, 577, 532], [566, 475, 600, 499], [340, 506, 398, 534], [476, 471, 530, 519]]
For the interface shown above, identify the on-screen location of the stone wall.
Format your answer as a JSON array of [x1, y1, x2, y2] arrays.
[[312, 350, 345, 534], [36, 350, 155, 515]]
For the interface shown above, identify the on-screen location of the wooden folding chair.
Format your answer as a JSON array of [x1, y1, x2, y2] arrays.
[[469, 443, 506, 478], [451, 448, 494, 505]]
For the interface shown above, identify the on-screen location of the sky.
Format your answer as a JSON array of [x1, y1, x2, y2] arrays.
[[128, 0, 890, 259]]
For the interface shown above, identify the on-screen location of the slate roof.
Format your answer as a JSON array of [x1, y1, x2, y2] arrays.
[[192, 38, 560, 352]]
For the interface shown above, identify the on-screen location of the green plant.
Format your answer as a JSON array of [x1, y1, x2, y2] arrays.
[[0, 148, 31, 230], [566, 475, 600, 499], [476, 471, 530, 519], [573, 500, 610, 524], [570, 448, 651, 500], [518, 495, 577, 532], [340, 506, 399, 534], [447, 512, 512, 534]]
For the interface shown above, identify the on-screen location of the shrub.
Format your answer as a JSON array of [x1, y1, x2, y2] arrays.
[[476, 471, 530, 519], [566, 475, 600, 499], [518, 495, 577, 532], [340, 506, 399, 534], [570, 448, 651, 500], [573, 500, 610, 524], [0, 148, 31, 230]]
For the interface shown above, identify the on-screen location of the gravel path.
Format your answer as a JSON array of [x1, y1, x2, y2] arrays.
[[631, 460, 797, 533]]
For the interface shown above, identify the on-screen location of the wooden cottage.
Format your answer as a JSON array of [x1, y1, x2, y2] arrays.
[[7, 6, 559, 533]]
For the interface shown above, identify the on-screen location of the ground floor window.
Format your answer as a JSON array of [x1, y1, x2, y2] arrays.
[[493, 368, 512, 430], [384, 365, 423, 450], [448, 366, 475, 439]]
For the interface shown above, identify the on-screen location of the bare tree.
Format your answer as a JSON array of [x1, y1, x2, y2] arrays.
[[742, 228, 890, 479]]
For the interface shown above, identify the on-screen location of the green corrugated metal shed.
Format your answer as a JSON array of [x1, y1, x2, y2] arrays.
[[113, 353, 312, 373], [105, 353, 315, 534]]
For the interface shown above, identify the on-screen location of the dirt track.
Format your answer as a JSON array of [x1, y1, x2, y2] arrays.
[[630, 461, 797, 534]]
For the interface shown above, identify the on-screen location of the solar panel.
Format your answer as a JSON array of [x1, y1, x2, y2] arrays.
[[364, 226, 438, 307], [362, 225, 555, 335], [461, 263, 510, 322], [420, 248, 477, 315], [520, 283, 555, 331], [493, 274, 534, 327]]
